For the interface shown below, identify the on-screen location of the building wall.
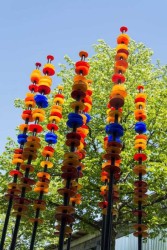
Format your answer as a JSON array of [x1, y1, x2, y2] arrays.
[[65, 233, 167, 250]]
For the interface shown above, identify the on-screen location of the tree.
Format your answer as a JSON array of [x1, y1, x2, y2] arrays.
[[0, 39, 167, 250]]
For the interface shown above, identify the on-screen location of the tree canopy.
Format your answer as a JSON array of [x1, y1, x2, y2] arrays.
[[0, 39, 167, 250]]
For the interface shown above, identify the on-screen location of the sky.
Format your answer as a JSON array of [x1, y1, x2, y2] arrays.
[[0, 0, 167, 153]]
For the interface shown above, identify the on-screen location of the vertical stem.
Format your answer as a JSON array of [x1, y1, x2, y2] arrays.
[[29, 209, 40, 250], [10, 156, 32, 249], [101, 213, 106, 250], [104, 169, 114, 250], [58, 217, 66, 250], [10, 215, 21, 250], [138, 164, 142, 250], [29, 182, 44, 249], [0, 197, 13, 250], [66, 234, 72, 250]]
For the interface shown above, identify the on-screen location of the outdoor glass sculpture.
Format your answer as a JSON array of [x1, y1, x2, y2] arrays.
[[0, 27, 149, 250]]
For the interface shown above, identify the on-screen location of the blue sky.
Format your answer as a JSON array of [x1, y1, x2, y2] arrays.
[[0, 0, 166, 153]]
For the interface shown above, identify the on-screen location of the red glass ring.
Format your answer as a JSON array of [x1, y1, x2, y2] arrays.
[[120, 26, 128, 32], [9, 170, 23, 178], [134, 153, 147, 162], [38, 85, 51, 95], [112, 74, 125, 83], [28, 124, 43, 133], [43, 67, 55, 76], [29, 84, 38, 92], [47, 123, 59, 131], [47, 55, 54, 61]]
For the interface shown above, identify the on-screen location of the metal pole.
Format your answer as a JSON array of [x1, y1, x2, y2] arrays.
[[0, 197, 13, 250], [138, 170, 142, 250], [10, 155, 32, 250], [10, 215, 21, 250], [29, 179, 45, 249], [101, 213, 106, 250], [66, 233, 72, 250], [104, 169, 114, 250], [29, 208, 40, 250], [0, 163, 21, 249]]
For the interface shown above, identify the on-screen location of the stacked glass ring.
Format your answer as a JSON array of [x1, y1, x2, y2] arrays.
[[6, 63, 42, 218], [13, 55, 55, 219], [133, 85, 148, 239], [55, 51, 91, 241], [30, 85, 64, 224], [99, 26, 130, 216], [5, 63, 41, 204]]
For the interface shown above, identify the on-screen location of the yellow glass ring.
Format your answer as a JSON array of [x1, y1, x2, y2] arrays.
[[134, 144, 146, 150], [74, 75, 87, 83], [135, 102, 146, 109], [36, 181, 49, 188], [50, 108, 62, 115], [34, 187, 48, 193], [19, 124, 28, 131], [43, 63, 55, 71], [40, 160, 53, 168], [106, 117, 121, 123], [112, 84, 126, 92], [100, 185, 108, 192], [12, 158, 24, 164], [30, 69, 41, 84], [48, 116, 60, 123], [32, 113, 45, 122], [58, 85, 64, 90], [135, 139, 146, 144], [136, 93, 147, 99], [63, 158, 79, 168], [37, 171, 51, 179], [27, 136, 40, 143], [25, 101, 36, 107], [134, 109, 146, 115], [32, 108, 45, 115], [64, 152, 79, 160], [54, 97, 64, 105], [26, 92, 35, 98], [116, 44, 128, 51], [38, 75, 52, 87], [51, 105, 62, 112], [70, 101, 85, 111], [111, 89, 127, 98]]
